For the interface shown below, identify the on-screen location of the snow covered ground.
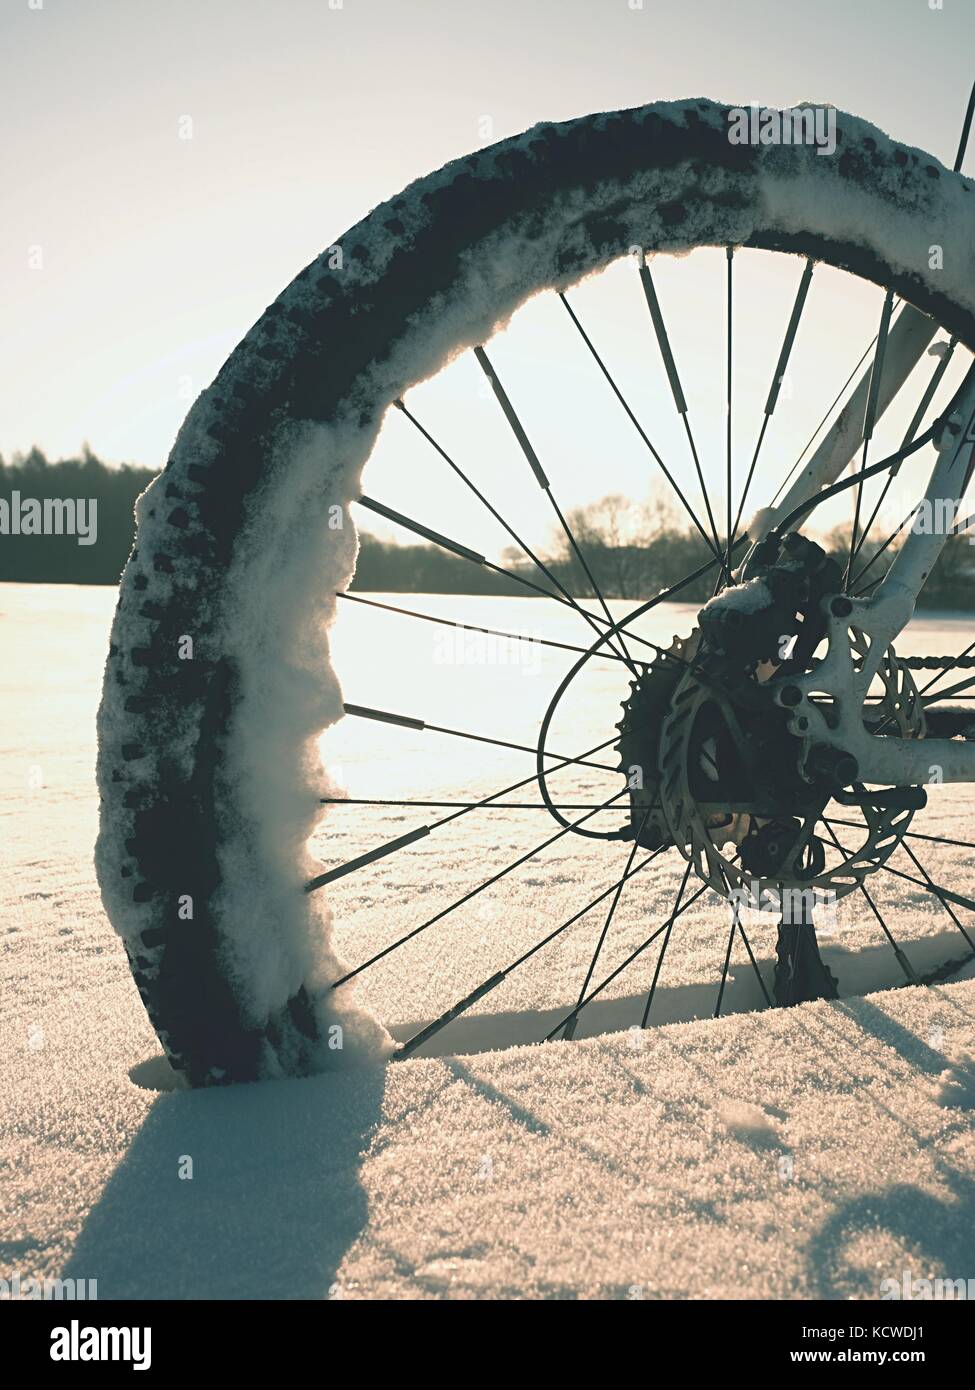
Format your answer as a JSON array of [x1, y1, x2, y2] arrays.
[[2, 582, 974, 1299]]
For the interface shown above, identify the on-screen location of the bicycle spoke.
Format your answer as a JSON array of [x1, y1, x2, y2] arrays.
[[561, 803, 655, 1040], [354, 496, 680, 664], [851, 484, 974, 599], [731, 257, 814, 550], [640, 859, 693, 1027], [821, 820, 917, 982], [576, 536, 746, 663], [735, 915, 773, 1007], [306, 731, 620, 892], [953, 76, 975, 171], [868, 639, 975, 735], [393, 843, 669, 1058], [559, 290, 724, 562], [340, 702, 619, 771], [320, 799, 626, 810], [544, 876, 712, 1041], [850, 502, 919, 591], [845, 288, 895, 589], [714, 914, 738, 1018], [637, 255, 724, 565], [849, 464, 912, 579], [850, 337, 958, 572], [922, 672, 975, 703], [768, 318, 881, 511], [331, 787, 630, 986], [336, 591, 640, 666], [712, 850, 773, 1006], [914, 639, 975, 702], [394, 398, 638, 667], [874, 859, 975, 917], [827, 817, 975, 854], [725, 246, 734, 576], [474, 345, 638, 674], [898, 841, 975, 951], [905, 337, 958, 443], [948, 508, 975, 536], [357, 494, 555, 598]]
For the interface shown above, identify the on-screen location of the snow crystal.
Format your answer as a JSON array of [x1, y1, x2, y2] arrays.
[[717, 1099, 783, 1147], [933, 1050, 975, 1110]]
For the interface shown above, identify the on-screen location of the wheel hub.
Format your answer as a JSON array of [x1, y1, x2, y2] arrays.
[[617, 533, 926, 905]]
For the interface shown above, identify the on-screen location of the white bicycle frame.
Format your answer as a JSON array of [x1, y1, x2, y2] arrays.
[[745, 305, 975, 786]]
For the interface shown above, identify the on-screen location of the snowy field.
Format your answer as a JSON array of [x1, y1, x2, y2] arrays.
[[2, 582, 975, 1299]]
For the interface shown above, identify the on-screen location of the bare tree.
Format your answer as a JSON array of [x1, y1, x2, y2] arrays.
[[551, 488, 729, 601], [557, 494, 658, 598]]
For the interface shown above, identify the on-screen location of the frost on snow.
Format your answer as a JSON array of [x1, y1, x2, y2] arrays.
[[12, 583, 975, 1293], [933, 1049, 975, 1110]]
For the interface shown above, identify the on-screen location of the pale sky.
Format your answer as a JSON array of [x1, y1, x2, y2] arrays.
[[4, 0, 975, 553]]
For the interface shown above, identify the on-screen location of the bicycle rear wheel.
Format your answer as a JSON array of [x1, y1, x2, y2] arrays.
[[97, 99, 975, 1085]]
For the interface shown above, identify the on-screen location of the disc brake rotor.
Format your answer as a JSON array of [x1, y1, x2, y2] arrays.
[[614, 532, 931, 907], [657, 649, 922, 905]]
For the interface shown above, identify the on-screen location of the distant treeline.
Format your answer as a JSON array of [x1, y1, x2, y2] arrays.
[[355, 495, 975, 611], [353, 533, 528, 596], [1, 453, 973, 609], [0, 448, 156, 584]]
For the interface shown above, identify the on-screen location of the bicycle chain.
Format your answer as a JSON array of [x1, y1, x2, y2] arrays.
[[902, 654, 975, 670]]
